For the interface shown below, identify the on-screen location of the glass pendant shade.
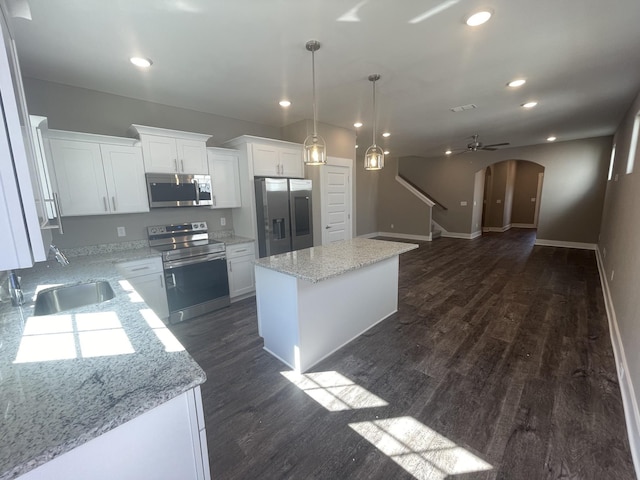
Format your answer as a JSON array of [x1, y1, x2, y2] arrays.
[[304, 133, 326, 165], [304, 40, 326, 166], [364, 73, 384, 171], [364, 144, 384, 170]]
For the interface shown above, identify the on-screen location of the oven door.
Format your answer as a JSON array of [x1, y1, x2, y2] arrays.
[[164, 251, 229, 323]]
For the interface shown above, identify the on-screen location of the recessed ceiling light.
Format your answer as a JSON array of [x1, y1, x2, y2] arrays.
[[383, 150, 390, 155], [130, 57, 152, 68], [507, 79, 526, 88], [279, 100, 291, 107], [354, 122, 363, 128], [547, 136, 557, 142], [445, 149, 452, 155], [382, 132, 391, 137], [465, 10, 492, 26], [521, 101, 538, 109]]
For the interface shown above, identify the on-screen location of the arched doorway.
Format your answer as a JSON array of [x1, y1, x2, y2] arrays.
[[477, 159, 545, 234]]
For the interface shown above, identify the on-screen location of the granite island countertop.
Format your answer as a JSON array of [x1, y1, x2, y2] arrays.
[[0, 247, 205, 480], [254, 238, 419, 283]]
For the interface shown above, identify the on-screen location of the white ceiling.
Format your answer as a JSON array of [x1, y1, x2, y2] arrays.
[[9, 0, 640, 158]]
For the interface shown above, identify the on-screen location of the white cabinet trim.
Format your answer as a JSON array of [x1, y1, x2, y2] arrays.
[[45, 129, 140, 146], [128, 124, 211, 143]]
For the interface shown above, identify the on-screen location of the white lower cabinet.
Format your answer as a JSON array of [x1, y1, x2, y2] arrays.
[[226, 241, 255, 300], [116, 256, 169, 321], [19, 387, 210, 480]]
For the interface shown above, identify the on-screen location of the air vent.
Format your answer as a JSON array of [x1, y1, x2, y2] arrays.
[[450, 103, 477, 112]]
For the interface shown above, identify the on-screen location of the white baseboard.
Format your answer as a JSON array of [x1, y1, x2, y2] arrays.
[[596, 247, 640, 477], [512, 223, 536, 228], [534, 239, 597, 250], [470, 230, 482, 239], [358, 232, 379, 239], [483, 225, 512, 233], [377, 231, 431, 242], [441, 231, 477, 239]]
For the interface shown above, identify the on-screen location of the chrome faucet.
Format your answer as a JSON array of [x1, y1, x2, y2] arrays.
[[8, 271, 24, 306], [49, 244, 70, 266]]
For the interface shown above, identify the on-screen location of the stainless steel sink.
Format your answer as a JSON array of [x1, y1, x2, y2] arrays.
[[33, 281, 116, 316]]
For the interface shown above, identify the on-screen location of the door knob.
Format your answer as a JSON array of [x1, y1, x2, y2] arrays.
[[325, 225, 330, 229]]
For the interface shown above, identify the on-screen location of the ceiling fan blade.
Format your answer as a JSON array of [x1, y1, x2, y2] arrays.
[[482, 147, 498, 151], [483, 142, 510, 148]]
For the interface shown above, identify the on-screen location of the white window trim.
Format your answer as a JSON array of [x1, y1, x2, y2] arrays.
[[608, 143, 616, 181], [626, 111, 640, 174]]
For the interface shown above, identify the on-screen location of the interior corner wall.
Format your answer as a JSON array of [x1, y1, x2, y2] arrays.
[[512, 161, 545, 224], [485, 161, 509, 228], [598, 88, 640, 467], [399, 136, 611, 242], [471, 169, 485, 234], [503, 160, 517, 228], [376, 157, 431, 238]]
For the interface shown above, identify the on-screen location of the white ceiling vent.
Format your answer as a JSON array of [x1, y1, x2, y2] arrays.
[[450, 104, 477, 112]]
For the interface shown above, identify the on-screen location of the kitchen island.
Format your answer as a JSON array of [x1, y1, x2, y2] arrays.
[[0, 247, 209, 480], [254, 238, 418, 372]]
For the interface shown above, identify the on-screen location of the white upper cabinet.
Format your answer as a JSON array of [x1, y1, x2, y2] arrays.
[[47, 131, 149, 216], [100, 144, 149, 214], [0, 7, 48, 269], [129, 125, 211, 174], [251, 142, 303, 178], [207, 147, 241, 208]]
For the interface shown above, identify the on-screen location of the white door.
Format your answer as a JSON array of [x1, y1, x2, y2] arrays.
[[321, 159, 352, 245]]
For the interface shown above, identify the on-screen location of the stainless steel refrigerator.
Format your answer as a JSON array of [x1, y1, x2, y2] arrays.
[[254, 178, 313, 258]]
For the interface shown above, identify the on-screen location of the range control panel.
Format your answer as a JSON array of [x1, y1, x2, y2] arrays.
[[147, 222, 208, 237]]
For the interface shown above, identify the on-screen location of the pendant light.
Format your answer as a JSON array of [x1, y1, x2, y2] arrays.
[[364, 74, 384, 170], [303, 40, 326, 166]]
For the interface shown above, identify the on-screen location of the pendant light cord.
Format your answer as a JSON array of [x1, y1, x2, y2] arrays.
[[372, 78, 377, 146], [312, 48, 318, 137]]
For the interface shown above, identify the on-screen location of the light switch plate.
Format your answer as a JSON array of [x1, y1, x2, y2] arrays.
[[220, 217, 226, 226], [460, 201, 468, 206], [117, 226, 126, 237]]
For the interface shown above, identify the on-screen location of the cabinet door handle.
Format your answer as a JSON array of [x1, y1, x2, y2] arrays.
[[174, 159, 178, 172], [181, 159, 185, 172], [229, 262, 232, 273], [213, 195, 216, 206], [159, 274, 164, 289], [112, 196, 117, 211], [235, 249, 247, 253], [53, 192, 64, 234], [103, 197, 108, 211], [130, 266, 150, 272]]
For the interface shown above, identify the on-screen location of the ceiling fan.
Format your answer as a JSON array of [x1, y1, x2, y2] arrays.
[[465, 133, 510, 152]]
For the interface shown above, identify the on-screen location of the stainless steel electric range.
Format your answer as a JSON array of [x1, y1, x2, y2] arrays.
[[148, 221, 229, 324]]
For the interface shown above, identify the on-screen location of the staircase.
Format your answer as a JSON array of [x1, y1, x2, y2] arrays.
[[395, 173, 446, 241]]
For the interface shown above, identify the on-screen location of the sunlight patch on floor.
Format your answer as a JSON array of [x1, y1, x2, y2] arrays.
[[349, 416, 492, 479], [281, 370, 389, 411]]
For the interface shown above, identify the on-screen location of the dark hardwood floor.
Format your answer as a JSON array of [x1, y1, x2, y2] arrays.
[[170, 229, 635, 479]]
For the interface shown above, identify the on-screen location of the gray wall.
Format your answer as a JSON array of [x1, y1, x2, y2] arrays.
[[599, 87, 640, 428], [512, 161, 545, 225], [52, 208, 232, 248], [399, 136, 612, 243], [471, 169, 485, 235], [23, 78, 281, 145], [377, 157, 431, 237]]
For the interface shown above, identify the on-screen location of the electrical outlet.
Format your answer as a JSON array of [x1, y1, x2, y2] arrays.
[[117, 226, 126, 237], [220, 217, 226, 226], [531, 197, 536, 202], [390, 223, 394, 229], [460, 201, 468, 206], [603, 247, 607, 258], [496, 199, 502, 204], [611, 270, 615, 281]]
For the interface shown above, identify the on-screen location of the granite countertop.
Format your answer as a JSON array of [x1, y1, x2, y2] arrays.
[[0, 247, 205, 480], [254, 238, 419, 283], [221, 235, 254, 246]]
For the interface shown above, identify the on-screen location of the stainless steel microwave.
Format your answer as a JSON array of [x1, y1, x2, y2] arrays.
[[146, 173, 213, 208]]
